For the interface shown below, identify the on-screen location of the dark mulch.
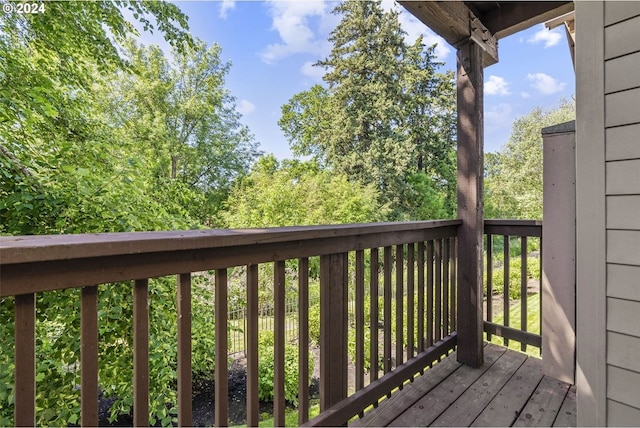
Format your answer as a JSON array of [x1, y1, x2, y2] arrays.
[[99, 360, 320, 427]]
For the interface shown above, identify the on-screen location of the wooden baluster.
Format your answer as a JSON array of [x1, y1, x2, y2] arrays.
[[355, 250, 365, 392], [443, 239, 450, 336], [215, 269, 228, 427], [274, 261, 286, 426], [503, 236, 510, 347], [435, 240, 442, 342], [15, 293, 35, 427], [407, 243, 415, 360], [417, 242, 425, 354], [451, 238, 457, 332], [426, 241, 434, 348], [369, 248, 379, 385], [487, 234, 493, 340], [247, 265, 259, 427], [539, 237, 543, 340], [133, 279, 149, 427], [383, 247, 392, 374], [521, 237, 528, 352], [395, 244, 404, 368], [81, 286, 99, 427], [177, 274, 192, 427], [298, 258, 310, 425]]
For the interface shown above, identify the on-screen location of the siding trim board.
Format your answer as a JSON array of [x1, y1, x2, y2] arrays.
[[575, 2, 607, 425]]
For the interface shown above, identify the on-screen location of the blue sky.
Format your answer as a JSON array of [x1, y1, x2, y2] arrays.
[[139, 1, 575, 158]]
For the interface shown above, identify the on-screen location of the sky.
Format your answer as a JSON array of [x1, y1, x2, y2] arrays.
[[138, 0, 576, 158]]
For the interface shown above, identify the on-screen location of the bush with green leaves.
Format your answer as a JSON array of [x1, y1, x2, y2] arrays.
[[257, 331, 313, 406], [486, 257, 541, 300]]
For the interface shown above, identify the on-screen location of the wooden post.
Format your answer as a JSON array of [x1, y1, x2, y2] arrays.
[[456, 41, 484, 368], [319, 253, 348, 411]]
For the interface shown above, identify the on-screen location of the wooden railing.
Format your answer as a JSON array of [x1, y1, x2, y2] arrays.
[[483, 220, 543, 351], [0, 220, 460, 427]]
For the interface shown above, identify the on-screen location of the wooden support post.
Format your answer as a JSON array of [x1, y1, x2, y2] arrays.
[[456, 41, 484, 368], [319, 253, 348, 411]]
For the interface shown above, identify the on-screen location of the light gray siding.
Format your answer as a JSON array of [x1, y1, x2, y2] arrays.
[[607, 366, 640, 409], [605, 88, 640, 127], [608, 264, 640, 301], [606, 196, 640, 229], [603, 3, 640, 424], [604, 14, 640, 59], [605, 1, 640, 26], [605, 123, 640, 161], [607, 400, 640, 426], [607, 332, 640, 373], [607, 298, 640, 338], [605, 51, 640, 93]]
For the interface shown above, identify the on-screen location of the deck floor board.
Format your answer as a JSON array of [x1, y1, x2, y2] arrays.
[[388, 345, 506, 427], [470, 355, 544, 427], [351, 343, 576, 427]]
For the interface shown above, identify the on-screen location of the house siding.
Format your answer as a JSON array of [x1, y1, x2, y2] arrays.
[[603, 2, 640, 424]]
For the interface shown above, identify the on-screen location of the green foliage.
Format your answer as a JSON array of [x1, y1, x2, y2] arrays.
[[279, 0, 456, 218], [486, 257, 541, 300], [257, 332, 313, 406], [485, 99, 576, 219], [104, 40, 260, 226], [224, 156, 386, 228]]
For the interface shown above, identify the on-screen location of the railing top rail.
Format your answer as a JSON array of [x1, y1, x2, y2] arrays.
[[484, 219, 543, 227], [0, 220, 461, 266], [484, 219, 542, 237], [1, 220, 461, 297]]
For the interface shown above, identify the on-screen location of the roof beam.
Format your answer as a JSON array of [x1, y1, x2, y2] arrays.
[[481, 1, 574, 39], [398, 1, 498, 67]]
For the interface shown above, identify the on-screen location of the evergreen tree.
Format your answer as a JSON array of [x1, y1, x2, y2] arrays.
[[280, 0, 457, 219], [316, 0, 410, 208]]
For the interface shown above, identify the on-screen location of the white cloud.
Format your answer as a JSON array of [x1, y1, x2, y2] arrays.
[[527, 73, 566, 95], [219, 0, 235, 19], [260, 1, 333, 64], [485, 103, 513, 126], [301, 61, 325, 80], [527, 25, 563, 48], [520, 92, 531, 99], [237, 99, 256, 115], [485, 75, 511, 96]]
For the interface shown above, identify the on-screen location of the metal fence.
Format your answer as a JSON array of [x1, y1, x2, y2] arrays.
[[228, 297, 318, 356]]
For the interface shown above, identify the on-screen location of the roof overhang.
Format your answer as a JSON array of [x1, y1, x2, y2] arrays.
[[398, 1, 575, 67]]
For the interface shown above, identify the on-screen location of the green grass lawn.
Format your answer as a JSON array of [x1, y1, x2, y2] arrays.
[[488, 292, 541, 357], [230, 400, 320, 428]]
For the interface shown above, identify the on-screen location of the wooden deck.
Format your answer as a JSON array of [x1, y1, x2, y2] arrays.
[[351, 343, 576, 427]]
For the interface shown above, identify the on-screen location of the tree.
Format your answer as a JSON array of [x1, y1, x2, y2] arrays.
[[316, 0, 409, 208], [485, 99, 576, 219], [0, 0, 195, 235], [278, 84, 331, 164], [0, 5, 235, 426], [279, 0, 457, 219], [103, 40, 260, 225], [223, 155, 386, 228], [400, 36, 457, 218]]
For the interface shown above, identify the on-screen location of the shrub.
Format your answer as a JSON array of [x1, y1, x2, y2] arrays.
[[257, 331, 313, 406], [486, 257, 541, 300]]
